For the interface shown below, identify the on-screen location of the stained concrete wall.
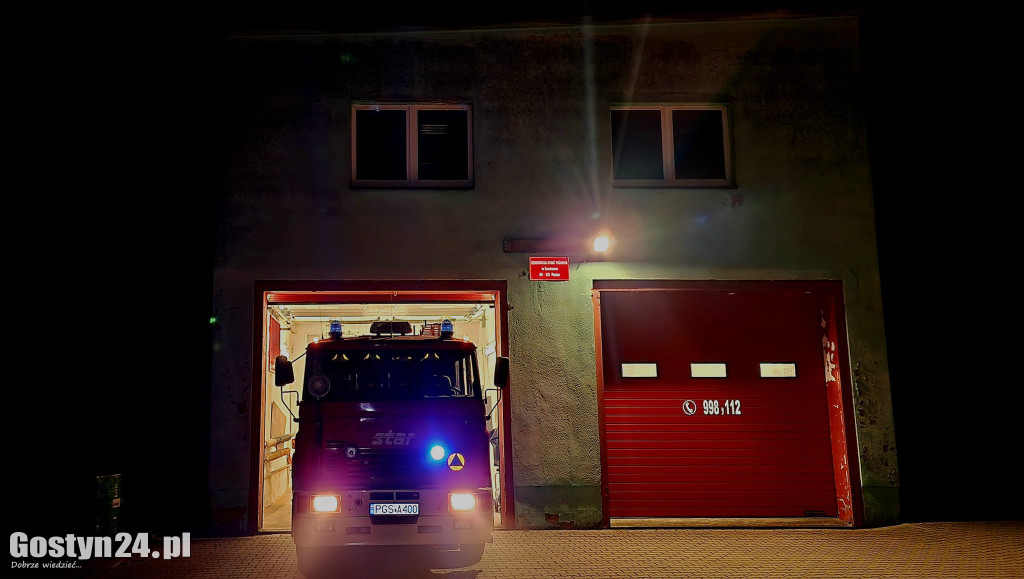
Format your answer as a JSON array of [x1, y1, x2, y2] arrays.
[[210, 16, 897, 532]]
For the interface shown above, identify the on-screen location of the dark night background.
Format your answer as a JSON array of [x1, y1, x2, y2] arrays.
[[10, 2, 1016, 541]]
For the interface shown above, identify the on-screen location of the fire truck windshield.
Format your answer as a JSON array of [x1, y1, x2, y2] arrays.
[[305, 350, 480, 401]]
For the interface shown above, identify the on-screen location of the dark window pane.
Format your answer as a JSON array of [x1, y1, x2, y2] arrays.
[[418, 110, 468, 180], [611, 110, 663, 180], [672, 109, 726, 180], [356, 109, 407, 180]]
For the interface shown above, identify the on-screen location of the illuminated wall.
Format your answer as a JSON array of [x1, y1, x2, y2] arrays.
[[210, 16, 896, 532]]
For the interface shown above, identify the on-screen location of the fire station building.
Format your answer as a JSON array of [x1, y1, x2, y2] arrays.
[[210, 13, 898, 535]]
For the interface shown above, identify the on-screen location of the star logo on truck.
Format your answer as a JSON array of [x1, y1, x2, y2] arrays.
[[372, 431, 416, 445]]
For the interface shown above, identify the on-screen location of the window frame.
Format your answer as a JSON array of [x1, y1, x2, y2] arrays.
[[351, 102, 474, 188], [610, 103, 733, 188]]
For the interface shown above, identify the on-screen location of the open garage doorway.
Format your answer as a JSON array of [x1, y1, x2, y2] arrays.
[[250, 282, 513, 534]]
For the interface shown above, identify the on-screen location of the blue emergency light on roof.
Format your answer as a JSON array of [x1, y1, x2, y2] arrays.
[[329, 320, 343, 338], [440, 319, 454, 339]]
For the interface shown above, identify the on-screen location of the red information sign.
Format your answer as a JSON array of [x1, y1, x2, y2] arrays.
[[529, 257, 570, 281]]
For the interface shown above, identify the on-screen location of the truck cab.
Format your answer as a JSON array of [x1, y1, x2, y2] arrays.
[[275, 319, 508, 576]]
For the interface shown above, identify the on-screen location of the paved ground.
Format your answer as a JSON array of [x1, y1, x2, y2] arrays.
[[19, 521, 1023, 578]]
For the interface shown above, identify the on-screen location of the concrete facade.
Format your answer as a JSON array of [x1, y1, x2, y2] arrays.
[[211, 15, 897, 533]]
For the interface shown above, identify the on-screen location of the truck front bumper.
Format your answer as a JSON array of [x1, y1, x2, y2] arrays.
[[292, 489, 492, 548]]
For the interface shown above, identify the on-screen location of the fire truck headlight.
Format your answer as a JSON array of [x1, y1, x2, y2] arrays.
[[311, 494, 341, 513], [449, 493, 477, 511], [430, 445, 446, 461]]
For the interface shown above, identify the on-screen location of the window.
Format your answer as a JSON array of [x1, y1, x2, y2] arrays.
[[759, 362, 797, 378], [690, 362, 728, 378], [610, 104, 732, 187], [621, 363, 658, 378], [306, 350, 480, 400], [351, 102, 472, 188]]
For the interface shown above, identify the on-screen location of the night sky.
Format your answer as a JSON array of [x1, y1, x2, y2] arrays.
[[10, 2, 1015, 540]]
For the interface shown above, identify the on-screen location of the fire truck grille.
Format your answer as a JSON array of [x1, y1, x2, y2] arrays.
[[326, 448, 435, 488]]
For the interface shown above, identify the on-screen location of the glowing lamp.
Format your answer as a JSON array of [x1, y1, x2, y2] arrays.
[[449, 493, 477, 511], [311, 494, 341, 513]]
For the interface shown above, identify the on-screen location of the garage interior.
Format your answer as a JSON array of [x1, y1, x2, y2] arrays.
[[258, 293, 503, 532]]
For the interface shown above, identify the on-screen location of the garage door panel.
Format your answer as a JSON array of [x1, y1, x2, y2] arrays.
[[611, 491, 838, 503], [605, 394, 830, 410], [606, 425, 831, 435], [605, 411, 827, 420], [613, 506, 833, 518], [609, 483, 834, 493], [606, 430, 830, 443], [607, 443, 834, 455], [605, 397, 830, 408], [605, 422, 833, 433], [604, 391, 823, 401], [606, 461, 834, 472], [607, 455, 832, 467], [607, 444, 830, 454], [609, 473, 835, 485], [613, 496, 836, 509], [602, 292, 824, 387], [605, 380, 825, 390], [599, 287, 843, 519], [606, 442, 831, 457]]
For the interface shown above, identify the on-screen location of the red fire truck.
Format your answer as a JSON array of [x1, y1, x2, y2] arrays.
[[275, 318, 508, 576]]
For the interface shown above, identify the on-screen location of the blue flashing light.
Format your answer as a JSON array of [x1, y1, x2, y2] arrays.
[[430, 445, 446, 461], [329, 320, 343, 337], [440, 319, 454, 338]]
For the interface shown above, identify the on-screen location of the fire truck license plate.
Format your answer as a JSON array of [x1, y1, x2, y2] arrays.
[[369, 503, 419, 516]]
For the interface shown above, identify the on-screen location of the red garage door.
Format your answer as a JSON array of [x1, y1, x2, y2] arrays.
[[596, 282, 857, 523]]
